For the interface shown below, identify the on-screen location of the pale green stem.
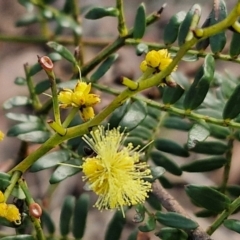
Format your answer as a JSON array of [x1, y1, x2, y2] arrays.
[[220, 138, 234, 193], [19, 179, 45, 240], [24, 63, 42, 111], [4, 171, 22, 201], [206, 195, 240, 235], [116, 0, 128, 36], [62, 107, 79, 128]]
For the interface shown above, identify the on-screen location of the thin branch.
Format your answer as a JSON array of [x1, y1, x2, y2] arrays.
[[152, 181, 212, 240]]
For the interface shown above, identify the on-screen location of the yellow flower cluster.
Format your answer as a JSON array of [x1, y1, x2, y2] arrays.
[[0, 131, 4, 141], [140, 49, 177, 73], [58, 81, 101, 121], [0, 191, 21, 224], [82, 126, 152, 214]]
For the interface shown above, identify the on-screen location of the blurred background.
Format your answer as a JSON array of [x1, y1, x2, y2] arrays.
[[0, 0, 240, 239]]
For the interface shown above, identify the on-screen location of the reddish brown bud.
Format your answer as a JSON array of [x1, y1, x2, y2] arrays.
[[29, 203, 42, 218], [38, 56, 54, 71]]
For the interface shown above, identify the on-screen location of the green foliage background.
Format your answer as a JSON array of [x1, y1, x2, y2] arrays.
[[1, 0, 240, 240]]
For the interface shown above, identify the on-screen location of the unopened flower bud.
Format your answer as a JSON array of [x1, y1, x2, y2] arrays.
[[38, 56, 54, 71], [29, 203, 42, 219]]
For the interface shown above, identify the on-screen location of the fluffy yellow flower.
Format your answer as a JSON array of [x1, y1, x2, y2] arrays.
[[140, 49, 177, 74], [5, 204, 21, 223], [0, 191, 5, 203], [0, 131, 4, 141], [145, 50, 161, 68], [58, 81, 101, 121], [82, 126, 152, 213], [0, 203, 7, 217]]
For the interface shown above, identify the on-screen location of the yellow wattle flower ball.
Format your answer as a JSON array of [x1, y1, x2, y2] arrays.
[[5, 204, 21, 223], [145, 50, 161, 68], [0, 191, 5, 203], [0, 203, 7, 217], [0, 131, 4, 141], [140, 60, 148, 72], [158, 49, 170, 58], [82, 126, 152, 214]]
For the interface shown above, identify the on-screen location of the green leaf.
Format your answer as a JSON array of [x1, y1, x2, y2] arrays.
[[49, 158, 81, 184], [223, 84, 240, 120], [195, 209, 216, 218], [209, 0, 227, 53], [90, 53, 118, 82], [133, 3, 146, 39], [11, 185, 26, 200], [162, 84, 184, 105], [16, 14, 39, 27], [41, 209, 55, 234], [230, 21, 240, 58], [159, 176, 173, 189], [155, 227, 188, 240], [154, 139, 189, 157], [72, 194, 89, 239], [135, 43, 148, 56], [30, 150, 70, 172], [138, 216, 156, 232], [129, 126, 152, 140], [124, 136, 143, 148], [14, 77, 26, 86], [0, 235, 35, 240], [35, 79, 51, 94], [163, 116, 193, 131], [60, 196, 75, 236], [105, 211, 126, 240], [155, 211, 198, 230], [151, 151, 182, 176], [181, 157, 227, 172], [164, 11, 186, 45], [227, 185, 240, 198], [6, 113, 40, 122], [7, 122, 44, 137], [178, 4, 200, 46], [0, 217, 17, 228], [185, 185, 231, 213], [187, 123, 210, 149], [224, 219, 240, 233], [108, 101, 129, 129], [3, 96, 31, 110], [150, 167, 166, 182], [146, 192, 161, 210], [184, 54, 215, 110], [195, 16, 211, 51], [47, 41, 77, 65], [17, 131, 50, 143], [209, 124, 230, 139], [147, 105, 161, 119], [127, 229, 138, 240], [135, 204, 145, 222], [18, 0, 34, 11], [85, 7, 119, 19], [141, 115, 158, 129], [188, 141, 228, 154], [119, 100, 147, 131]]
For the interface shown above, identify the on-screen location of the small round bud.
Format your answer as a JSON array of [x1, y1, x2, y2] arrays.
[[145, 50, 161, 68], [29, 203, 42, 219], [38, 56, 54, 71], [140, 60, 148, 72]]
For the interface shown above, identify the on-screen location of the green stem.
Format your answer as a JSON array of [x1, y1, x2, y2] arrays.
[[4, 171, 22, 201], [206, 195, 240, 235], [220, 138, 234, 193], [116, 0, 128, 36], [62, 107, 79, 128], [8, 2, 240, 175], [46, 70, 61, 126], [24, 63, 42, 111], [19, 179, 46, 240], [81, 7, 164, 75]]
